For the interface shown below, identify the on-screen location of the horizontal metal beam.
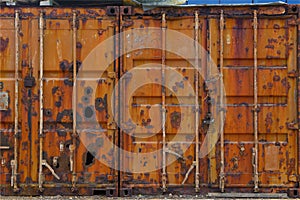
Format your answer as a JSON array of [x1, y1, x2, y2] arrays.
[[207, 192, 288, 198]]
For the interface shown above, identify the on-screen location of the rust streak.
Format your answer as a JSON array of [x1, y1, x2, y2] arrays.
[[0, 37, 9, 52]]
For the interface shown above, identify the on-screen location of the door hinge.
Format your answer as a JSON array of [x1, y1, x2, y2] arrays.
[[287, 18, 300, 26], [286, 121, 298, 130], [288, 70, 298, 78], [288, 174, 298, 182]]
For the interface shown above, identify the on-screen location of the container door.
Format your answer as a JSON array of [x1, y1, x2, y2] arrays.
[[74, 7, 119, 195], [119, 7, 210, 195], [211, 11, 298, 191], [40, 8, 119, 195], [1, 9, 47, 195]]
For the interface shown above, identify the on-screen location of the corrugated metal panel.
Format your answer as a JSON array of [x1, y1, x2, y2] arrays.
[[0, 4, 300, 197], [119, 5, 299, 195], [0, 7, 119, 196]]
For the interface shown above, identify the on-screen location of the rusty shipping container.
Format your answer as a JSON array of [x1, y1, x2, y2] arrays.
[[0, 4, 300, 197]]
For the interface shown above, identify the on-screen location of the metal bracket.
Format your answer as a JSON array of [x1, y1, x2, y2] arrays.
[[0, 92, 9, 110], [106, 6, 119, 16], [252, 148, 259, 192], [287, 18, 300, 26], [39, 12, 46, 30], [288, 70, 298, 78], [286, 121, 299, 130], [252, 107, 260, 112], [120, 6, 132, 16], [10, 160, 16, 187], [165, 148, 185, 160], [1, 157, 6, 166], [182, 161, 196, 184], [120, 188, 132, 197], [202, 112, 215, 126], [219, 173, 225, 192], [71, 12, 79, 29], [59, 141, 64, 152], [42, 160, 60, 180], [288, 188, 300, 198], [69, 144, 75, 172], [52, 157, 58, 167]]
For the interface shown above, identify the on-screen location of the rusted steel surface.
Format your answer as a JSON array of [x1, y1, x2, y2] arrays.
[[0, 7, 119, 196], [120, 5, 299, 195], [0, 4, 299, 197]]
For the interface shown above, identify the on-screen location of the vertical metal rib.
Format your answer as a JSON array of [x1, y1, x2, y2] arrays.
[[253, 10, 259, 192], [194, 11, 200, 193], [161, 12, 167, 192], [71, 11, 77, 190], [12, 10, 19, 191], [38, 11, 44, 191], [219, 10, 225, 193]]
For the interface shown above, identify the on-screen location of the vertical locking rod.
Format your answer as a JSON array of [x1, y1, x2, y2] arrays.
[[194, 11, 200, 193], [71, 10, 77, 191], [253, 10, 259, 193], [161, 12, 167, 192], [219, 10, 225, 193], [12, 10, 20, 192], [38, 11, 44, 191]]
